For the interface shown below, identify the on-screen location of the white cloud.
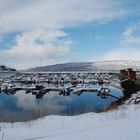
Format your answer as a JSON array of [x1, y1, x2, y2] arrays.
[[121, 21, 140, 45], [0, 29, 73, 69], [0, 0, 135, 34], [98, 21, 140, 61], [100, 47, 140, 61], [0, 0, 139, 68]]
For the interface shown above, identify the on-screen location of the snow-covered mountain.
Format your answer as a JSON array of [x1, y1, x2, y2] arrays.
[[0, 65, 16, 72], [26, 60, 140, 72]]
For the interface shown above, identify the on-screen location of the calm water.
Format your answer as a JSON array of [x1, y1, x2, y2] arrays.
[[0, 83, 123, 122], [0, 72, 17, 78]]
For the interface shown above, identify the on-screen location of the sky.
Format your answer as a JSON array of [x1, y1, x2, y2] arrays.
[[0, 0, 140, 69]]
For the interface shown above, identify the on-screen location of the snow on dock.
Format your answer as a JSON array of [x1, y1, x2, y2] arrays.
[[0, 72, 121, 99]]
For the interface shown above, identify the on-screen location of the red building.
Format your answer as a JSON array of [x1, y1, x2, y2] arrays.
[[120, 68, 136, 80]]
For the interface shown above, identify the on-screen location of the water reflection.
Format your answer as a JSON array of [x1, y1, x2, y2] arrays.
[[0, 84, 123, 122]]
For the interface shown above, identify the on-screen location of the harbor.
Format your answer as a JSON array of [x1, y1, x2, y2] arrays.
[[0, 72, 121, 99], [0, 71, 123, 122]]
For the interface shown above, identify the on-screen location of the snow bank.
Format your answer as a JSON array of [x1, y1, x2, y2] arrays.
[[125, 91, 140, 104], [0, 104, 140, 140]]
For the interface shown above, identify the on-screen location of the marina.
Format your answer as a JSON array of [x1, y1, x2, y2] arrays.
[[0, 71, 121, 99], [0, 72, 123, 122], [0, 1, 140, 139]]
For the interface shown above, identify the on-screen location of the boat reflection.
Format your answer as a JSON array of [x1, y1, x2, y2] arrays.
[[0, 83, 123, 122]]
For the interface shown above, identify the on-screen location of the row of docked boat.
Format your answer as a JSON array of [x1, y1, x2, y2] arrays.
[[0, 72, 116, 99]]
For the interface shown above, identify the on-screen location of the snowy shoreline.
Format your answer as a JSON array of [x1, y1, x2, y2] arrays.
[[0, 104, 140, 140]]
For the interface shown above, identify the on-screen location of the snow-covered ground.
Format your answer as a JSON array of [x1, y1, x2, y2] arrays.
[[125, 91, 140, 104], [0, 104, 140, 140]]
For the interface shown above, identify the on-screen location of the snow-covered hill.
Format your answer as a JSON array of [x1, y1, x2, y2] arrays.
[[0, 65, 16, 72], [26, 60, 140, 72], [1, 104, 140, 140]]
